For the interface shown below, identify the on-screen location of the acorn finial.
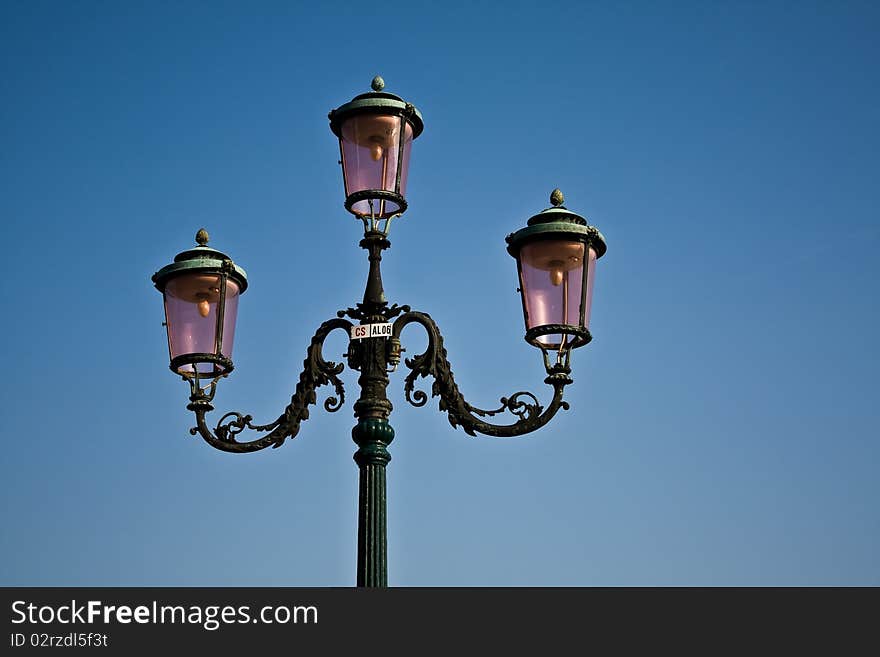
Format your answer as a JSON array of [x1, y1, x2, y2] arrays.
[[550, 188, 565, 207], [195, 228, 209, 246], [371, 75, 385, 92]]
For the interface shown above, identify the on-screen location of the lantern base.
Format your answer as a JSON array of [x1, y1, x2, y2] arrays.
[[345, 189, 407, 220], [170, 353, 234, 378], [525, 324, 592, 350]]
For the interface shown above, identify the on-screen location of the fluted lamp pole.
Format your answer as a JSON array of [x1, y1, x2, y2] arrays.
[[151, 77, 608, 588]]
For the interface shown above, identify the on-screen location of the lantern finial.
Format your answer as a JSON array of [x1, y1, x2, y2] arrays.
[[371, 75, 385, 92], [195, 228, 209, 246], [550, 189, 565, 207]]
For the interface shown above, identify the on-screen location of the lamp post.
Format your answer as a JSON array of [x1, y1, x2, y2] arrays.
[[151, 77, 607, 587]]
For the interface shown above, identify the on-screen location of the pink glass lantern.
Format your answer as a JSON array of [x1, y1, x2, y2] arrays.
[[163, 273, 241, 375], [507, 190, 606, 356], [329, 76, 423, 220], [152, 229, 248, 379], [518, 240, 598, 348]]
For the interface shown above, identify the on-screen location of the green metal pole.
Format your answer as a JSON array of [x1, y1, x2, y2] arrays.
[[352, 230, 394, 587], [352, 418, 393, 587]]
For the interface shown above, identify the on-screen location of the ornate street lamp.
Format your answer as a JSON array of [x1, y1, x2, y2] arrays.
[[152, 78, 608, 587], [329, 75, 424, 224], [152, 229, 248, 387], [506, 188, 607, 373]]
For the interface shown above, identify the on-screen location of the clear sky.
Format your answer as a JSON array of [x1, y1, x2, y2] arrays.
[[1, 1, 877, 586]]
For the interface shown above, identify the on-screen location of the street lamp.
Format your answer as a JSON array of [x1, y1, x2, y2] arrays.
[[329, 75, 423, 221], [151, 77, 608, 587], [153, 228, 248, 381]]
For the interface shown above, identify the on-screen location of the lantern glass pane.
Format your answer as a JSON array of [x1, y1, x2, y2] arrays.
[[519, 239, 585, 347], [164, 273, 240, 374], [340, 114, 413, 216], [583, 247, 598, 329]]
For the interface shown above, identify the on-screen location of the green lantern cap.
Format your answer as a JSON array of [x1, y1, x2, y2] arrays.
[[506, 189, 607, 258], [329, 76, 424, 139], [152, 229, 248, 293]]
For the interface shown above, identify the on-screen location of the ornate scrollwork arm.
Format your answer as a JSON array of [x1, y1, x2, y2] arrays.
[[391, 311, 573, 437], [187, 317, 353, 453]]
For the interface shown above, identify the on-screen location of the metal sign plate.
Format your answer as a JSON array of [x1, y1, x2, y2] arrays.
[[350, 322, 393, 340]]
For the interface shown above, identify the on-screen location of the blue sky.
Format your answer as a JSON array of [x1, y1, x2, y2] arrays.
[[1, 1, 877, 585]]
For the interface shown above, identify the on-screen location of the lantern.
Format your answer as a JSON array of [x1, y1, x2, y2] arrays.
[[152, 229, 248, 379], [329, 76, 424, 220], [506, 190, 607, 355]]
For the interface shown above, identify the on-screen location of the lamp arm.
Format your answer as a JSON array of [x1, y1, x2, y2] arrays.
[[187, 317, 354, 453], [391, 311, 572, 438]]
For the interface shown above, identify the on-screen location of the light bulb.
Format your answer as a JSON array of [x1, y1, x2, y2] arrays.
[[198, 298, 211, 318], [369, 141, 384, 161], [548, 260, 565, 286]]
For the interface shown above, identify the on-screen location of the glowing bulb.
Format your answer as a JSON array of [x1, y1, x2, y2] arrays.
[[198, 299, 211, 318], [547, 260, 565, 286], [369, 141, 384, 161]]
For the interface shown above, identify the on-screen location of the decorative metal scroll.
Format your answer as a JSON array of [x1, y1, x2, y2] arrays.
[[391, 311, 573, 437], [187, 317, 353, 453]]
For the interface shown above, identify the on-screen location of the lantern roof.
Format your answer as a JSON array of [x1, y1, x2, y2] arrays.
[[152, 228, 248, 293], [329, 76, 424, 140], [506, 189, 607, 259]]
